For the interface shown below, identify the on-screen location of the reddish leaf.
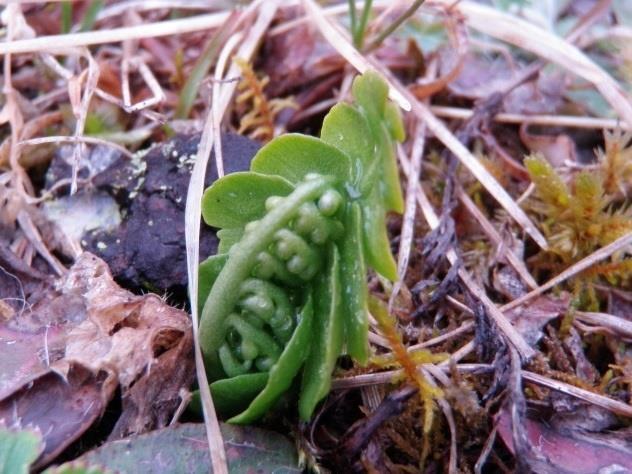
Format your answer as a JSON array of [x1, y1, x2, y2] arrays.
[[497, 409, 632, 473]]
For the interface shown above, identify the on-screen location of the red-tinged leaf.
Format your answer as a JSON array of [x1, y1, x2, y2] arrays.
[[496, 409, 632, 473]]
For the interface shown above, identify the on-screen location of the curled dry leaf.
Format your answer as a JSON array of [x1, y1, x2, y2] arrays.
[[0, 363, 113, 469], [0, 253, 194, 467]]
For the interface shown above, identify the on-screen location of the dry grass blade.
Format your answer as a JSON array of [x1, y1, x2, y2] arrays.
[[0, 12, 229, 54], [184, 3, 279, 473], [432, 0, 632, 126], [575, 311, 632, 339], [502, 232, 632, 312], [522, 370, 632, 417], [18, 136, 133, 159], [301, 0, 548, 250], [389, 123, 425, 311], [430, 106, 631, 131], [212, 32, 244, 178]]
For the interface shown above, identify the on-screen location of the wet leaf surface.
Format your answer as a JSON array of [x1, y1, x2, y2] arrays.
[[67, 423, 300, 474]]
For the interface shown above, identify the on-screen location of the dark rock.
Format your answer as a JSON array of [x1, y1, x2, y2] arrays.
[[47, 133, 259, 300]]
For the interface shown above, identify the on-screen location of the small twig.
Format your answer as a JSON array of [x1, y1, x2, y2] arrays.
[[389, 123, 425, 312], [474, 426, 498, 474]]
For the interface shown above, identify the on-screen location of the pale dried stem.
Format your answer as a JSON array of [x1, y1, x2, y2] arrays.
[[302, 0, 410, 111], [18, 136, 133, 159], [334, 364, 632, 418], [431, 106, 631, 131], [474, 426, 497, 474], [574, 311, 632, 340], [0, 12, 230, 54], [522, 370, 632, 417], [16, 210, 66, 276], [184, 3, 279, 473], [212, 32, 243, 179], [407, 321, 475, 353], [502, 232, 632, 312], [389, 123, 425, 312]]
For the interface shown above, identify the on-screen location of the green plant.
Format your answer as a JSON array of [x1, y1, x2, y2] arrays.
[[197, 71, 405, 423], [525, 151, 632, 308]]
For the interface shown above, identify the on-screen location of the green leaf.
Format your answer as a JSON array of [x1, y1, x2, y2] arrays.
[[384, 101, 406, 143], [340, 202, 369, 364], [44, 462, 107, 474], [361, 188, 398, 281], [375, 124, 404, 213], [0, 428, 43, 474], [202, 172, 294, 229], [198, 253, 228, 314], [217, 228, 244, 254], [251, 134, 352, 185], [230, 296, 314, 424], [189, 373, 269, 419], [352, 71, 388, 120], [299, 245, 344, 420], [320, 103, 372, 187]]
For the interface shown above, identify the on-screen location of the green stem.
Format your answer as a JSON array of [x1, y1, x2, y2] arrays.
[[348, 0, 358, 42], [199, 176, 336, 377], [353, 0, 373, 48], [364, 0, 426, 52], [79, 0, 104, 32], [61, 2, 73, 34], [175, 11, 239, 119]]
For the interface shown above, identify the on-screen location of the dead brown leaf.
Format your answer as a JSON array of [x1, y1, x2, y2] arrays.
[[0, 253, 194, 467]]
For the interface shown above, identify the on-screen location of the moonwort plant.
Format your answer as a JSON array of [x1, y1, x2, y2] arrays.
[[197, 71, 405, 423]]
